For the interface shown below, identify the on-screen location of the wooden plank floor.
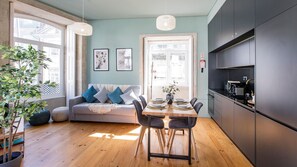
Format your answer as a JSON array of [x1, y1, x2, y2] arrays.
[[21, 118, 252, 167]]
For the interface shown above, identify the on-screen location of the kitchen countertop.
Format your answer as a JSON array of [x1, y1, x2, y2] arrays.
[[209, 89, 255, 110]]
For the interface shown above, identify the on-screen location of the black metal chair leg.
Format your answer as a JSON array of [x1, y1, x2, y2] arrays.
[[188, 117, 192, 165], [148, 116, 151, 161]]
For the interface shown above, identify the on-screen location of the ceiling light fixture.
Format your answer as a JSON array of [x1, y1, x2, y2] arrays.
[[69, 0, 93, 36], [156, 0, 176, 31]]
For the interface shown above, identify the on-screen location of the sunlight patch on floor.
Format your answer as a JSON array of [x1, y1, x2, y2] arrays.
[[89, 127, 141, 141]]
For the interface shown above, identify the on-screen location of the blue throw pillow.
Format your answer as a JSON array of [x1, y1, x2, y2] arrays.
[[108, 87, 123, 104], [82, 86, 98, 103]]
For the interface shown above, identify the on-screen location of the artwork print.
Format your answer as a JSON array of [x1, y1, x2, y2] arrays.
[[94, 49, 109, 71], [116, 48, 132, 71]]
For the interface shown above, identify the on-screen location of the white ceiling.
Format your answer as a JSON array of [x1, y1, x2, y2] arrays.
[[38, 0, 217, 20]]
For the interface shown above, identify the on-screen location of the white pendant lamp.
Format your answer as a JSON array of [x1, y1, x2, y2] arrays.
[[156, 15, 176, 31], [69, 0, 93, 36], [156, 0, 176, 31]]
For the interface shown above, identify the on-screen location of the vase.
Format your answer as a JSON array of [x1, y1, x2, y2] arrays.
[[0, 152, 23, 167], [166, 94, 174, 104]]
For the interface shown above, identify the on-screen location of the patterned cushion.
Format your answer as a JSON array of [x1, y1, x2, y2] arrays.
[[82, 86, 98, 103], [94, 87, 110, 103], [120, 89, 138, 104], [108, 87, 123, 104]]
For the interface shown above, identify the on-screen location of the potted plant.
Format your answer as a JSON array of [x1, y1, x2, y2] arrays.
[[162, 81, 180, 104], [0, 45, 56, 167]]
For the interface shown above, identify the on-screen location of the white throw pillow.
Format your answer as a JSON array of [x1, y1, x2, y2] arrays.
[[120, 89, 138, 104], [93, 87, 110, 103], [124, 85, 141, 97]]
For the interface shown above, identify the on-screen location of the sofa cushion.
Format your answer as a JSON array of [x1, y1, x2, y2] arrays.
[[108, 87, 123, 104], [108, 104, 135, 116], [124, 85, 141, 97], [82, 86, 97, 103], [120, 89, 138, 104], [73, 103, 113, 115], [94, 87, 109, 103], [72, 103, 135, 117]]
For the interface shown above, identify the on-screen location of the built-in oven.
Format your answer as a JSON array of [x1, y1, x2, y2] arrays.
[[208, 91, 214, 117]]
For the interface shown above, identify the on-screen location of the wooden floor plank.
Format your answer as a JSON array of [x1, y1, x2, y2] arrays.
[[20, 118, 252, 167]]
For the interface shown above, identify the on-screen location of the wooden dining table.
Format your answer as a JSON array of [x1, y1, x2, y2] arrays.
[[142, 101, 198, 165]]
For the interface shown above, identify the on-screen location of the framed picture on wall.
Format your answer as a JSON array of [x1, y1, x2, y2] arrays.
[[93, 48, 109, 71], [116, 48, 133, 71]]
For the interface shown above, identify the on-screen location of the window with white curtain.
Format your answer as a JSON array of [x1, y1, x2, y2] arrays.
[[144, 35, 194, 100], [14, 15, 65, 98]]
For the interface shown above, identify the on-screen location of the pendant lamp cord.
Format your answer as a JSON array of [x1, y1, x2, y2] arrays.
[[164, 0, 166, 15], [82, 0, 85, 22]]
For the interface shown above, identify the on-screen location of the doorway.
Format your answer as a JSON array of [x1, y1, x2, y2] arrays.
[[143, 35, 196, 100]]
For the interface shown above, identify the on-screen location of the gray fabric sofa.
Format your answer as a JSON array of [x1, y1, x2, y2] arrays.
[[69, 84, 141, 124]]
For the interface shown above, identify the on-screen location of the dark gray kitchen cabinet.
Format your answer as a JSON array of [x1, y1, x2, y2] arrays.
[[221, 97, 234, 139], [256, 4, 297, 129], [233, 103, 255, 164], [217, 0, 255, 47], [256, 0, 297, 26], [214, 93, 234, 139], [216, 38, 254, 68], [231, 40, 250, 67], [208, 18, 216, 53], [249, 38, 255, 65], [213, 94, 223, 126], [220, 0, 234, 46], [234, 0, 255, 37], [216, 49, 231, 68], [256, 113, 297, 167], [208, 10, 221, 52]]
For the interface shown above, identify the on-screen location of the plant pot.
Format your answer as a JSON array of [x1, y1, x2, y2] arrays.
[[166, 94, 174, 104], [0, 152, 22, 167]]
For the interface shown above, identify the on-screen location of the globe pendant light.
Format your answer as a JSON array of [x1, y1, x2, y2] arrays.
[[69, 0, 93, 36], [156, 0, 176, 31], [156, 15, 176, 31]]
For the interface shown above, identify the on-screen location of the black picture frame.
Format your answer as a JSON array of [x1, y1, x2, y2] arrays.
[[93, 48, 109, 71], [116, 48, 133, 71]]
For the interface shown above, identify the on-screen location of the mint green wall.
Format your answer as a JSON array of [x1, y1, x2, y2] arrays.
[[87, 16, 209, 117]]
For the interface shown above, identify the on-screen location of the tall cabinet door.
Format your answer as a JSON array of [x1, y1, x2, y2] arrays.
[[220, 0, 234, 46], [256, 113, 297, 167], [221, 97, 234, 139], [208, 10, 221, 52], [233, 104, 255, 164], [234, 0, 255, 37], [256, 0, 297, 26], [256, 4, 297, 129]]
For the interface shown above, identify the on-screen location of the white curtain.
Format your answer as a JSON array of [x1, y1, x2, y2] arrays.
[[66, 28, 76, 106]]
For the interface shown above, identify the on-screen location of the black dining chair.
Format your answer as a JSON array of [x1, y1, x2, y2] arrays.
[[133, 100, 165, 157], [139, 95, 148, 108], [167, 102, 203, 160], [139, 96, 165, 119], [167, 97, 198, 140], [190, 97, 198, 107], [169, 97, 197, 120]]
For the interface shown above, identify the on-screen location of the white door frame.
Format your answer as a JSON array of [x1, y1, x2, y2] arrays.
[[139, 33, 198, 99]]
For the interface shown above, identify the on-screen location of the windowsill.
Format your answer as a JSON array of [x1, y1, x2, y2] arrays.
[[41, 95, 65, 101], [25, 95, 65, 102]]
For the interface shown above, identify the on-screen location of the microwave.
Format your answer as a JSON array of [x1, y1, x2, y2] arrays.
[[226, 81, 245, 96]]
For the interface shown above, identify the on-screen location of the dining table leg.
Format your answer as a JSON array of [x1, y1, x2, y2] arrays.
[[188, 117, 192, 165], [148, 116, 151, 161]]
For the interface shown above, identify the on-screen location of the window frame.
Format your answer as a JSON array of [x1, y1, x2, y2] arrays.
[[143, 35, 196, 100], [14, 14, 65, 99]]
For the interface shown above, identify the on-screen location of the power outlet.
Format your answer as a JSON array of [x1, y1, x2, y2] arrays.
[[243, 76, 248, 81]]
